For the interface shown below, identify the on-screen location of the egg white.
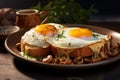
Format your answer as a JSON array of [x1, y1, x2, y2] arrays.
[[46, 27, 109, 49], [22, 29, 49, 48], [47, 23, 65, 30]]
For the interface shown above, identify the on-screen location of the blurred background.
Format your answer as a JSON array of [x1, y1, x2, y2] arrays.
[[0, 0, 120, 24], [0, 0, 119, 15]]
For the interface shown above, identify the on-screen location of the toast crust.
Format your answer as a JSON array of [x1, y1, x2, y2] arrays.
[[21, 39, 50, 57]]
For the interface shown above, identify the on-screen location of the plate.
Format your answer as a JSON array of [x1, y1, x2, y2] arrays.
[[5, 24, 120, 70]]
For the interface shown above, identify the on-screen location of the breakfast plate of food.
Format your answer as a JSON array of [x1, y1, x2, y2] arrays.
[[5, 23, 120, 69]]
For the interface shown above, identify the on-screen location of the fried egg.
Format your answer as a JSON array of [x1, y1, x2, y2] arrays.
[[22, 23, 65, 48], [46, 27, 110, 49]]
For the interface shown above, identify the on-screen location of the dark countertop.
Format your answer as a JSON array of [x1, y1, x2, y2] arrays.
[[0, 22, 120, 80]]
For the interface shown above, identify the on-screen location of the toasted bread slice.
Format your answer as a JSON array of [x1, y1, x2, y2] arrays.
[[21, 39, 50, 57], [50, 35, 111, 58]]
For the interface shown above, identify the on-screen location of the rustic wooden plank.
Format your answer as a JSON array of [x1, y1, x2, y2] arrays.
[[0, 53, 33, 80]]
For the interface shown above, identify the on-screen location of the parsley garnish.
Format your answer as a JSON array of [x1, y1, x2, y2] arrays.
[[68, 42, 71, 46], [32, 34, 34, 37], [56, 30, 66, 40], [93, 33, 99, 38], [20, 52, 43, 61]]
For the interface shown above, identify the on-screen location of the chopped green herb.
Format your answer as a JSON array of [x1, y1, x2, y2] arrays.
[[32, 34, 34, 37], [56, 30, 66, 40], [59, 25, 61, 28], [93, 33, 99, 38], [68, 42, 71, 46], [20, 52, 43, 61]]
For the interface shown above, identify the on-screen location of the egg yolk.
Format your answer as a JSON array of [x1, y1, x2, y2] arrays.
[[68, 28, 93, 38], [34, 24, 57, 36]]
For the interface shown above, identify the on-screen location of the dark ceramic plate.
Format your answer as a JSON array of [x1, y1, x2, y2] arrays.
[[5, 24, 120, 70]]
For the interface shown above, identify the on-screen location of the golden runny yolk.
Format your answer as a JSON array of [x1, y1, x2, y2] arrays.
[[68, 28, 93, 38], [34, 24, 57, 36]]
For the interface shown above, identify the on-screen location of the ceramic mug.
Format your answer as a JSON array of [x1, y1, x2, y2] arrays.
[[16, 9, 49, 30]]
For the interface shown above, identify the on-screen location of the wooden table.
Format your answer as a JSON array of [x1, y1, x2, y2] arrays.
[[0, 22, 120, 80]]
